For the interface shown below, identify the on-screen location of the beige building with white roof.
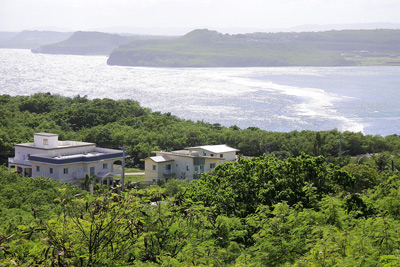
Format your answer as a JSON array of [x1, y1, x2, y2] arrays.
[[142, 144, 239, 183], [8, 133, 124, 186]]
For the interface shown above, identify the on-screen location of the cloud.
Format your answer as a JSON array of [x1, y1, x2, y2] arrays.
[[1, 0, 399, 31]]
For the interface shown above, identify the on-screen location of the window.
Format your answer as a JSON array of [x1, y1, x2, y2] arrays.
[[186, 165, 190, 171], [49, 168, 53, 174], [210, 154, 214, 157], [220, 154, 224, 158], [43, 139, 48, 145], [103, 163, 108, 169], [210, 163, 216, 169], [166, 164, 171, 170], [63, 168, 68, 174], [36, 166, 40, 172], [152, 165, 156, 171]]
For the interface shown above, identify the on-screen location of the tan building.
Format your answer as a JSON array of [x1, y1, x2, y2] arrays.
[[8, 133, 124, 186], [142, 144, 239, 183]]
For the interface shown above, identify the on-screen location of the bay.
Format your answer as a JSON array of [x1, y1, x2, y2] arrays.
[[1, 49, 399, 136]]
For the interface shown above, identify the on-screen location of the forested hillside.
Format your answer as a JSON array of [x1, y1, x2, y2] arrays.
[[2, 93, 400, 265]]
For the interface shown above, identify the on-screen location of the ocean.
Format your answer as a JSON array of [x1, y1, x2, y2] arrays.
[[1, 49, 399, 136]]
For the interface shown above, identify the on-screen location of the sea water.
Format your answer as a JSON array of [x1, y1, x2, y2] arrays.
[[1, 49, 399, 136]]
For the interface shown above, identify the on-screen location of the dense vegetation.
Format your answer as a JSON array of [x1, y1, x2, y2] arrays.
[[108, 29, 400, 67], [2, 93, 400, 265], [2, 151, 400, 265]]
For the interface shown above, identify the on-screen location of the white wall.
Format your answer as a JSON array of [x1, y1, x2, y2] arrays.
[[34, 134, 58, 148]]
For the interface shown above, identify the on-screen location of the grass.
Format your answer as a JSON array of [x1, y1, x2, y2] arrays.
[[342, 53, 400, 66], [124, 167, 144, 173], [114, 174, 145, 183]]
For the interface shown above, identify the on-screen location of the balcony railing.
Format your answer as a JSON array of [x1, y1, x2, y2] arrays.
[[163, 169, 175, 177], [8, 157, 31, 166]]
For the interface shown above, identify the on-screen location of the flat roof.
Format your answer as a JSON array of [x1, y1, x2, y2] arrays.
[[149, 155, 174, 163], [187, 144, 239, 153], [15, 141, 95, 149], [29, 149, 123, 165], [154, 151, 224, 160], [34, 132, 58, 137]]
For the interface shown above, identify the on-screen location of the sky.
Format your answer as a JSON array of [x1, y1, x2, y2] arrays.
[[1, 0, 400, 34]]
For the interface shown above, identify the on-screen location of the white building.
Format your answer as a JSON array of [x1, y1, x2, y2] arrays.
[[142, 144, 239, 183], [8, 133, 124, 186]]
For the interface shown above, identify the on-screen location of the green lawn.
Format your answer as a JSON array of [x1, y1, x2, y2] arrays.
[[124, 167, 144, 173], [114, 174, 145, 183]]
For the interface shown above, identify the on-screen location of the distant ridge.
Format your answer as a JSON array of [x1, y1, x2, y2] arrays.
[[0, 30, 72, 49], [92, 22, 400, 35], [32, 31, 132, 55], [107, 28, 400, 67], [32, 31, 173, 55]]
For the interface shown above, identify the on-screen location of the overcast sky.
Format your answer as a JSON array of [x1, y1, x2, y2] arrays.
[[1, 0, 400, 34]]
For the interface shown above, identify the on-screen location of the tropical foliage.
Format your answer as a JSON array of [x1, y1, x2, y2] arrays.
[[1, 150, 400, 265]]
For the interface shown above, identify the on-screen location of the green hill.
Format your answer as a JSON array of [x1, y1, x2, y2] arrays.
[[31, 31, 133, 55], [107, 29, 400, 67], [32, 31, 173, 55]]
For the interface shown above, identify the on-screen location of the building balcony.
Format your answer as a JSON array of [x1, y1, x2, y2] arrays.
[[8, 157, 32, 167], [163, 169, 175, 178]]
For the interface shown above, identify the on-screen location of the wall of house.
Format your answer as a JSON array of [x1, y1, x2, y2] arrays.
[[144, 159, 160, 182], [204, 158, 220, 172], [146, 154, 223, 182], [190, 149, 237, 163], [34, 134, 58, 148], [31, 162, 59, 180], [14, 146, 42, 164], [219, 151, 237, 162], [31, 159, 119, 184], [167, 155, 194, 180]]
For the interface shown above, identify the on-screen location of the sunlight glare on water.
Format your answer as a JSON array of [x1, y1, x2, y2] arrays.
[[1, 49, 400, 135]]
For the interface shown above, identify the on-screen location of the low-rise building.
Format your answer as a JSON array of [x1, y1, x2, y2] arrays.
[[142, 144, 239, 183], [8, 133, 124, 186]]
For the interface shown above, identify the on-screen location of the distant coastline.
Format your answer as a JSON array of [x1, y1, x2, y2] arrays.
[[107, 29, 400, 67], [1, 28, 400, 67]]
